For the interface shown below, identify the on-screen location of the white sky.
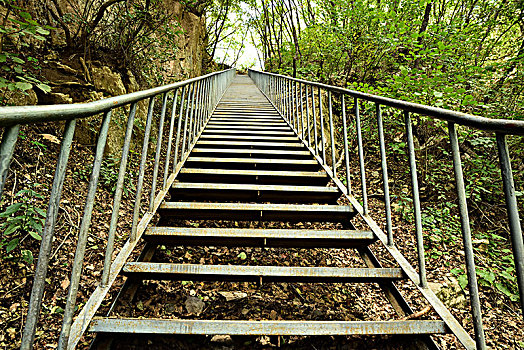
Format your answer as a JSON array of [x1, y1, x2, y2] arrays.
[[212, 5, 264, 70]]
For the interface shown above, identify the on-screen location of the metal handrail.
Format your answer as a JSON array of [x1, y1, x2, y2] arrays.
[[250, 69, 524, 135], [249, 68, 523, 350], [0, 71, 228, 126], [0, 68, 235, 349]]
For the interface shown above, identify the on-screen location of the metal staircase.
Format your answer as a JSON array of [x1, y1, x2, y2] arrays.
[[1, 70, 522, 349], [87, 76, 447, 347]]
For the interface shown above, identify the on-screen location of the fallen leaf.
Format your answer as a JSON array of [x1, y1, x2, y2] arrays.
[[39, 134, 60, 144], [218, 291, 247, 302]]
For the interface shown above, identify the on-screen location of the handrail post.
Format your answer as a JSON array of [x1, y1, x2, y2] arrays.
[[21, 119, 76, 350], [164, 89, 179, 188], [319, 87, 326, 164], [131, 97, 155, 242], [173, 86, 187, 172], [355, 98, 368, 215], [377, 104, 393, 246], [150, 93, 169, 211], [341, 95, 351, 195], [0, 124, 20, 199], [405, 111, 426, 284], [58, 110, 113, 349], [312, 86, 318, 156], [496, 133, 524, 316], [449, 122, 487, 349], [328, 91, 336, 176], [101, 103, 136, 286]]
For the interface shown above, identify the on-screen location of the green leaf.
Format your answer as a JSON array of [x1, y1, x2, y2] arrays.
[[21, 249, 34, 264], [11, 56, 25, 64], [237, 252, 247, 260], [457, 274, 468, 289], [19, 11, 32, 20], [35, 207, 46, 218], [0, 203, 23, 217], [28, 230, 42, 240], [433, 91, 443, 98], [15, 82, 32, 91], [495, 282, 514, 299], [36, 83, 51, 93], [3, 224, 20, 235], [477, 268, 495, 284], [36, 27, 50, 35], [6, 238, 19, 252], [0, 53, 6, 63]]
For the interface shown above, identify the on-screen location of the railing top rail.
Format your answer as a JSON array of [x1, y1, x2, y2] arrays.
[[0, 69, 235, 127], [249, 69, 524, 135]]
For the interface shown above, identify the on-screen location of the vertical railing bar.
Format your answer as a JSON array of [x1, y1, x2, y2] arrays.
[[405, 111, 426, 285], [341, 95, 351, 195], [180, 83, 193, 158], [312, 85, 318, 156], [355, 98, 368, 215], [163, 89, 179, 189], [149, 93, 168, 212], [0, 124, 20, 199], [130, 96, 155, 242], [187, 81, 198, 148], [197, 80, 204, 133], [448, 122, 487, 349], [319, 87, 326, 164], [292, 81, 299, 131], [496, 133, 524, 316], [300, 83, 305, 140], [377, 104, 393, 246], [328, 91, 336, 176], [306, 84, 311, 147], [58, 109, 113, 349], [173, 86, 186, 172], [101, 103, 137, 286], [20, 119, 76, 350], [287, 80, 291, 124]]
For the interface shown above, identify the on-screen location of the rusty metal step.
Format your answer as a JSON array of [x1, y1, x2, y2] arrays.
[[90, 319, 448, 336], [209, 117, 283, 122], [185, 157, 320, 171], [177, 168, 329, 186], [158, 201, 355, 223], [206, 125, 290, 131], [170, 182, 340, 203], [196, 140, 305, 150], [199, 135, 299, 142], [207, 121, 287, 126], [190, 148, 312, 159], [120, 263, 405, 283], [144, 227, 375, 248], [202, 129, 295, 136]]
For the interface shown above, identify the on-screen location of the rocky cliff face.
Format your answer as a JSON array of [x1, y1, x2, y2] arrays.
[[3, 1, 209, 154]]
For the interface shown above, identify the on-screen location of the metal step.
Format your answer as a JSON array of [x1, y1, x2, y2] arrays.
[[190, 148, 312, 159], [206, 125, 291, 131], [207, 121, 287, 126], [170, 182, 340, 203], [199, 134, 299, 142], [177, 168, 330, 186], [90, 319, 448, 336], [202, 129, 295, 136], [185, 157, 320, 171], [121, 263, 405, 283], [209, 117, 284, 123], [196, 140, 305, 150], [158, 201, 355, 223], [144, 227, 375, 248]]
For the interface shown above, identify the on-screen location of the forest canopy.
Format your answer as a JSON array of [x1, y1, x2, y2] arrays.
[[207, 0, 524, 120]]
